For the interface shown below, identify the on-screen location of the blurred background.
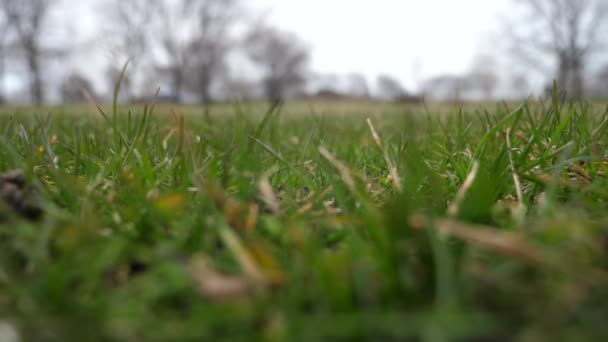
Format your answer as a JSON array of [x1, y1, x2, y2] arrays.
[[0, 0, 607, 105]]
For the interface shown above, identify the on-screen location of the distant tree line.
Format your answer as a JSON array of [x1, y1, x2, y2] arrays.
[[0, 0, 314, 105], [1, 0, 608, 105], [413, 0, 608, 102]]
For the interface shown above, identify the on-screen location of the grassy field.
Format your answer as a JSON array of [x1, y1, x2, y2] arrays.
[[1, 95, 608, 341]]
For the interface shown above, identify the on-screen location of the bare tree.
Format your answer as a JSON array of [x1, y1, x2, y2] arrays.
[[148, 0, 238, 104], [105, 64, 133, 103], [61, 72, 96, 103], [423, 75, 469, 103], [245, 24, 310, 102], [104, 0, 154, 101], [506, 0, 608, 99], [104, 0, 240, 104], [221, 76, 261, 101], [467, 54, 498, 100], [185, 0, 241, 105], [346, 73, 370, 98], [376, 74, 407, 101], [588, 63, 608, 97], [510, 73, 531, 99], [0, 11, 8, 104], [147, 0, 196, 103], [1, 0, 59, 104]]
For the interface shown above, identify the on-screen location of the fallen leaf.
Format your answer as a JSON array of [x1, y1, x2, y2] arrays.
[[188, 256, 252, 301], [411, 216, 556, 265], [259, 173, 281, 215]]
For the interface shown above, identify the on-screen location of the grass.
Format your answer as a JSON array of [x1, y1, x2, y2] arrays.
[[1, 93, 608, 341]]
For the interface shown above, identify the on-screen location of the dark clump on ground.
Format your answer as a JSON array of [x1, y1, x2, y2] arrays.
[[0, 170, 44, 221]]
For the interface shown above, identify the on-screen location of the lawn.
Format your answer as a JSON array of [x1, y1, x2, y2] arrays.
[[1, 94, 608, 341]]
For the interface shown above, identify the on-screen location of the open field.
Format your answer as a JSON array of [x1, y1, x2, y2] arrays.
[[0, 99, 518, 118], [1, 97, 608, 341]]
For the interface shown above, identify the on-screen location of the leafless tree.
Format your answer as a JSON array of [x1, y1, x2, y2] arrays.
[[221, 76, 261, 101], [60, 72, 97, 103], [147, 0, 197, 103], [467, 54, 498, 100], [346, 73, 370, 98], [148, 0, 239, 104], [376, 74, 407, 101], [423, 75, 469, 103], [185, 0, 241, 105], [104, 0, 154, 101], [185, 38, 229, 105], [105, 64, 134, 103], [506, 0, 608, 99], [245, 24, 310, 102], [0, 12, 8, 104], [104, 0, 240, 104], [510, 73, 531, 99], [1, 0, 59, 104], [587, 63, 608, 97]]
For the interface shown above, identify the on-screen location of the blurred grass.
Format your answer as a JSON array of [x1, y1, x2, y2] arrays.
[[0, 99, 519, 118], [0, 97, 608, 341]]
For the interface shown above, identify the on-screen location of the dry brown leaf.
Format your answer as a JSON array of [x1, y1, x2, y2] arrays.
[[219, 227, 267, 284], [447, 161, 479, 217], [568, 164, 592, 183], [295, 187, 314, 203], [188, 257, 252, 301], [366, 118, 402, 191], [435, 218, 554, 265], [245, 203, 259, 233], [259, 173, 281, 215], [296, 202, 313, 215], [410, 215, 555, 265], [248, 244, 284, 286], [318, 146, 357, 193]]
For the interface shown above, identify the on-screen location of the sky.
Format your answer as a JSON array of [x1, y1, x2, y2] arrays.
[[249, 0, 512, 91]]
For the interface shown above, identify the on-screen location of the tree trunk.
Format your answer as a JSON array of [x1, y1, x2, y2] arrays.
[[0, 50, 5, 105], [200, 86, 211, 105], [198, 69, 212, 122], [571, 56, 584, 99], [265, 78, 283, 102], [170, 69, 183, 103], [557, 52, 585, 100], [557, 54, 570, 99], [26, 50, 43, 105], [199, 71, 212, 106]]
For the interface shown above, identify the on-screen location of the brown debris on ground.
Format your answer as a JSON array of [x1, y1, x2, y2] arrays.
[[0, 170, 44, 221]]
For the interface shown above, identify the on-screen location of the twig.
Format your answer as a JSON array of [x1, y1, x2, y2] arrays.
[[447, 161, 480, 216], [366, 118, 402, 191], [506, 128, 527, 221], [318, 146, 357, 193], [259, 169, 281, 215], [410, 216, 555, 266]]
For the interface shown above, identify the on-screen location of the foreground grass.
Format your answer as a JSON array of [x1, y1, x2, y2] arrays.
[[1, 97, 608, 341]]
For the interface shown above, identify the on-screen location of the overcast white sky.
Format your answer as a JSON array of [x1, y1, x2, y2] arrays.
[[249, 0, 512, 90]]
